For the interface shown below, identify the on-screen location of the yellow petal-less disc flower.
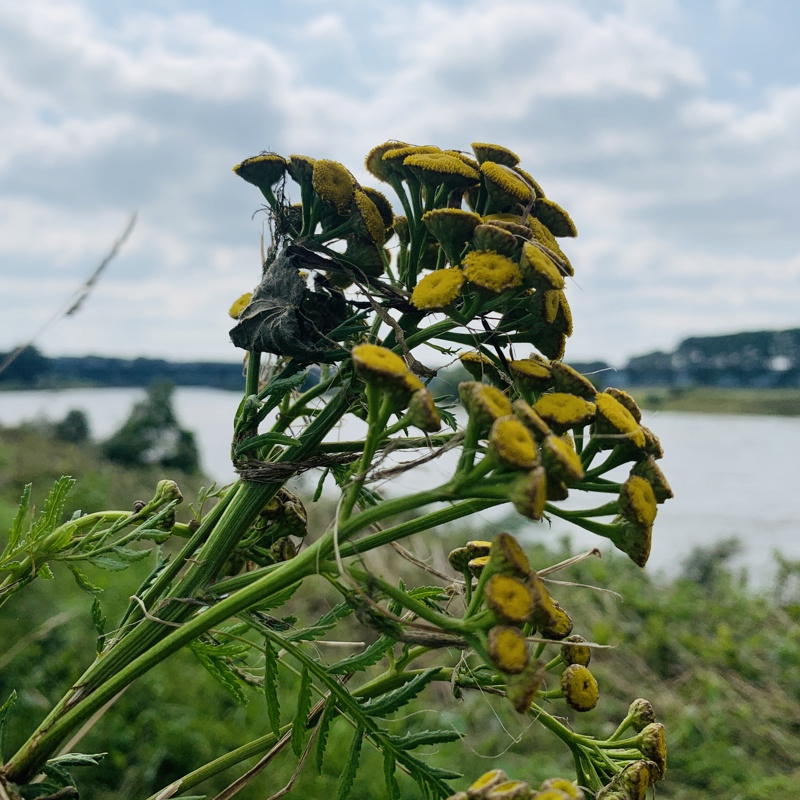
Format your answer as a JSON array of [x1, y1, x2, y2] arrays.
[[520, 242, 565, 290], [481, 161, 534, 207], [361, 186, 395, 229], [233, 153, 287, 192], [509, 466, 548, 520], [594, 392, 646, 450], [381, 144, 441, 179], [619, 475, 658, 527], [352, 189, 386, 245], [352, 343, 408, 383], [312, 159, 355, 213], [489, 416, 538, 469], [506, 661, 546, 714], [487, 531, 531, 578], [468, 555, 490, 578], [468, 770, 508, 798], [407, 388, 441, 433], [513, 165, 547, 200], [631, 457, 673, 503], [463, 251, 523, 293], [535, 197, 578, 238], [527, 218, 574, 276], [561, 664, 599, 712], [550, 361, 596, 400], [604, 387, 643, 423], [402, 371, 425, 394], [487, 625, 530, 674], [561, 635, 592, 667], [364, 141, 409, 181], [485, 574, 534, 623], [404, 152, 480, 190], [422, 208, 481, 265], [411, 268, 465, 310], [533, 393, 596, 431], [459, 382, 513, 427], [483, 214, 535, 241], [539, 601, 573, 640], [543, 289, 561, 324], [512, 399, 553, 441], [485, 780, 531, 800], [539, 778, 585, 800], [444, 148, 481, 172], [287, 154, 317, 189], [228, 292, 252, 319], [471, 142, 520, 167], [509, 358, 553, 392], [541, 433, 585, 483], [473, 224, 518, 257]]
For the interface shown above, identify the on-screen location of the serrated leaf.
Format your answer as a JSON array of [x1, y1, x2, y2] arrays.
[[190, 642, 249, 704], [264, 640, 281, 737], [315, 698, 337, 774], [383, 750, 400, 800], [291, 666, 313, 757], [387, 729, 462, 750], [4, 484, 31, 557], [360, 668, 440, 717], [30, 477, 75, 543], [37, 563, 54, 580], [88, 545, 150, 571], [253, 581, 301, 612], [328, 636, 395, 675], [336, 726, 364, 800], [288, 600, 354, 643], [91, 597, 106, 654], [69, 565, 103, 594], [46, 752, 106, 768], [0, 690, 17, 760]]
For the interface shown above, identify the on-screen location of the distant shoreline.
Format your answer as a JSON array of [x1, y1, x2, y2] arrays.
[[629, 386, 800, 416]]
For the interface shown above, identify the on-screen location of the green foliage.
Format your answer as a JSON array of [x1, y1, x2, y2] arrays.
[[102, 381, 200, 473]]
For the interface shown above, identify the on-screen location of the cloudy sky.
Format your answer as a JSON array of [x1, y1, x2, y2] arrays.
[[1, 0, 799, 366]]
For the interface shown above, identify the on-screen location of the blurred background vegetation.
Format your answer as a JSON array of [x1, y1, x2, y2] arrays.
[[1, 401, 799, 799]]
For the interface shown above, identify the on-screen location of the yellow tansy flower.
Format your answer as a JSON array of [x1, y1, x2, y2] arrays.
[[473, 224, 518, 257], [361, 186, 395, 229], [404, 152, 480, 189], [351, 343, 407, 382], [638, 723, 668, 780], [509, 358, 553, 392], [422, 208, 481, 265], [407, 387, 441, 433], [541, 433, 585, 483], [471, 142, 520, 167], [489, 416, 538, 469], [594, 392, 646, 450], [509, 466, 548, 521], [468, 770, 508, 798], [312, 159, 355, 213], [463, 251, 523, 293], [631, 456, 673, 503], [550, 361, 596, 399], [561, 664, 599, 712], [533, 393, 596, 431], [411, 268, 465, 310], [485, 780, 531, 800], [364, 140, 409, 182], [233, 153, 287, 192], [619, 475, 658, 527], [561, 635, 592, 667], [352, 189, 386, 245], [286, 154, 316, 188], [481, 161, 534, 207], [485, 574, 534, 623], [512, 399, 553, 441], [459, 382, 513, 427], [487, 625, 530, 675], [520, 242, 565, 290], [535, 197, 578, 238], [228, 292, 252, 319]]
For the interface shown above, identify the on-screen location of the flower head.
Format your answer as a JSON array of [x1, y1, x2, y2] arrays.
[[471, 142, 520, 167], [228, 292, 253, 319], [520, 242, 564, 290], [485, 574, 534, 623], [422, 208, 481, 265], [481, 162, 534, 208], [287, 154, 316, 189], [404, 152, 480, 190], [361, 186, 395, 229], [561, 636, 592, 667], [533, 393, 595, 432], [364, 140, 408, 182], [473, 224, 519, 257], [512, 399, 553, 441], [489, 416, 538, 469], [509, 466, 548, 521], [459, 382, 513, 428], [411, 268, 464, 310], [594, 392, 646, 450], [631, 457, 673, 503], [312, 159, 356, 213], [561, 664, 598, 712], [352, 189, 386, 245], [463, 251, 523, 293], [407, 387, 442, 433], [509, 358, 553, 392], [233, 153, 287, 194], [467, 770, 508, 798], [541, 434, 585, 484], [352, 343, 408, 385], [549, 362, 596, 400], [638, 722, 667, 779], [619, 475, 658, 527], [534, 197, 578, 238], [487, 625, 530, 674]]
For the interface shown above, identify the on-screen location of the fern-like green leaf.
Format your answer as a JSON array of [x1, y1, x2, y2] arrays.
[[360, 668, 440, 717], [328, 635, 395, 675], [386, 729, 462, 750], [291, 666, 312, 757], [4, 484, 31, 558], [190, 641, 250, 704], [30, 476, 76, 545], [383, 750, 401, 800], [264, 639, 281, 737], [315, 698, 337, 774], [91, 597, 106, 654], [69, 565, 103, 594], [288, 600, 354, 643], [336, 726, 364, 800], [0, 690, 17, 760]]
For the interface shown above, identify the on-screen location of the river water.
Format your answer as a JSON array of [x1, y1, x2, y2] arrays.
[[1, 387, 798, 582]]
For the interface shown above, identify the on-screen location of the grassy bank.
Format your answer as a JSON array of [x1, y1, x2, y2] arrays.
[[1, 426, 799, 798], [628, 386, 800, 416]]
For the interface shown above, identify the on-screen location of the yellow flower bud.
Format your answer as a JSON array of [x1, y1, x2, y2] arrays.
[[411, 268, 465, 311], [352, 343, 408, 386], [422, 208, 481, 265], [539, 778, 585, 799], [560, 664, 598, 712], [473, 224, 519, 257], [487, 626, 530, 675], [637, 722, 667, 779], [619, 475, 657, 528], [509, 466, 548, 521], [533, 197, 578, 238], [485, 574, 535, 624], [485, 780, 532, 800], [312, 159, 356, 214], [489, 416, 539, 470], [549, 362, 596, 400], [508, 358, 553, 393], [618, 760, 658, 800], [467, 769, 508, 799], [407, 388, 442, 433], [459, 382, 513, 429], [463, 251, 523, 293], [560, 635, 591, 667], [506, 660, 545, 714], [471, 142, 520, 167], [631, 457, 673, 503], [540, 434, 584, 484], [604, 386, 642, 422], [519, 242, 565, 290], [487, 532, 531, 578], [593, 392, 646, 450], [533, 393, 595, 432], [627, 698, 656, 732], [512, 399, 553, 441]]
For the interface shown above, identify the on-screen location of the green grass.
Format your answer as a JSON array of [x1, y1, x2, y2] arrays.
[[629, 386, 800, 416]]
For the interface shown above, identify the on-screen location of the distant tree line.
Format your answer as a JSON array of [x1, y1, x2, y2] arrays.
[[2, 328, 799, 390]]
